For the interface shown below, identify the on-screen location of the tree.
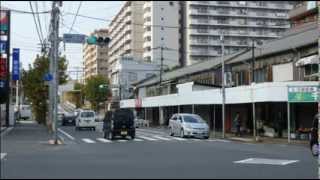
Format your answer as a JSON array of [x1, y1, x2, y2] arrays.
[[21, 55, 68, 125], [83, 75, 111, 111]]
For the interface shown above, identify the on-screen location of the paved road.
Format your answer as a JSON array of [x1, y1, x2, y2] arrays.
[[1, 122, 317, 179]]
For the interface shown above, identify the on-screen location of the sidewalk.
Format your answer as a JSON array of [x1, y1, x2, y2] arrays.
[[211, 132, 309, 146]]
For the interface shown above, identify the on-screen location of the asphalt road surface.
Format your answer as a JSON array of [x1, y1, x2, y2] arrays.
[[1, 122, 317, 179]]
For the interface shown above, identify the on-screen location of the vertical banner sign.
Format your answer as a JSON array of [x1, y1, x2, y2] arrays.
[[0, 10, 10, 104], [12, 48, 20, 80]]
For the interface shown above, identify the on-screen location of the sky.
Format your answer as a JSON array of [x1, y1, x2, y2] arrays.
[[2, 1, 124, 80]]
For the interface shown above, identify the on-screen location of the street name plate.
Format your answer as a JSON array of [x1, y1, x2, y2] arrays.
[[63, 34, 86, 44]]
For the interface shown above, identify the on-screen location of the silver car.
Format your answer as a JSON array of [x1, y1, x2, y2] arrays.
[[168, 113, 209, 139]]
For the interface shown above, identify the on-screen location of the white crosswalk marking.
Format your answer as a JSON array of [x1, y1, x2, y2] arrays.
[[171, 137, 187, 141], [133, 138, 144, 142], [153, 135, 172, 141], [116, 140, 128, 142], [96, 138, 112, 143], [137, 135, 159, 141], [82, 138, 96, 143], [191, 138, 202, 141]]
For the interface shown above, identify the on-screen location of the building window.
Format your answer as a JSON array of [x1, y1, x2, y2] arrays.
[[169, 2, 174, 6], [128, 72, 138, 82], [161, 37, 164, 41], [305, 64, 319, 76], [161, 17, 164, 21], [161, 8, 164, 11]]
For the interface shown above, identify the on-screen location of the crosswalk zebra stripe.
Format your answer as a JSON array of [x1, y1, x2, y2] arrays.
[[96, 138, 112, 143], [137, 135, 159, 141], [152, 135, 172, 141], [133, 138, 144, 142], [116, 140, 128, 142], [171, 137, 187, 141], [82, 138, 96, 143], [191, 138, 202, 141]]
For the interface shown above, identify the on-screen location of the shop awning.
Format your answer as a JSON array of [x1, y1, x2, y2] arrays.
[[295, 55, 319, 67]]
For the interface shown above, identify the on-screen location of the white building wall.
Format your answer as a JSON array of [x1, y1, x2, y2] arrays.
[[120, 81, 318, 108]]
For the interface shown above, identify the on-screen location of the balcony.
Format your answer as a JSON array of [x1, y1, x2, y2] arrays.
[[190, 50, 219, 56]]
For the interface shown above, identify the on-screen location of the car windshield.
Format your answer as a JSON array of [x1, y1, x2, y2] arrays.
[[81, 112, 95, 118], [183, 115, 203, 123]]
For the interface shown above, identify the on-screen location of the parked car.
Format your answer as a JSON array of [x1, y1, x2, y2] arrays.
[[75, 110, 96, 131], [19, 105, 32, 120], [103, 109, 135, 140], [168, 113, 209, 139], [310, 113, 319, 156], [62, 112, 76, 126]]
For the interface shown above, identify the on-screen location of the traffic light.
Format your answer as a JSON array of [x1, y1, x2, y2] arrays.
[[86, 36, 110, 46]]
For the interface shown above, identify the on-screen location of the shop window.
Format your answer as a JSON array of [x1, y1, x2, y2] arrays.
[[305, 64, 319, 76]]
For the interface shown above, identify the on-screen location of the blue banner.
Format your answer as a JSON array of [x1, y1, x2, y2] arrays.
[[12, 48, 20, 80]]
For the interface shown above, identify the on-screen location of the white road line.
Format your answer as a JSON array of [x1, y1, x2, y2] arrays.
[[171, 137, 187, 141], [191, 138, 202, 141], [133, 138, 144, 142], [152, 135, 172, 141], [0, 153, 7, 160], [137, 135, 159, 141], [234, 158, 299, 166], [58, 128, 75, 141], [96, 138, 112, 143], [206, 139, 231, 143], [82, 138, 96, 143], [116, 140, 128, 142]]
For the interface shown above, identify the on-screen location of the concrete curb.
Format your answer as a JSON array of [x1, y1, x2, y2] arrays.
[[0, 127, 14, 137]]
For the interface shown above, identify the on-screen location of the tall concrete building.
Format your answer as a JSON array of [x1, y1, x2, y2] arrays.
[[181, 1, 294, 65], [143, 1, 181, 68], [83, 29, 109, 81], [108, 1, 144, 78]]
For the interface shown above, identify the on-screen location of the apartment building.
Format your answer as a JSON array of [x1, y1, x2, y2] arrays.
[[289, 1, 318, 28], [83, 29, 109, 81], [108, 1, 144, 77], [182, 1, 294, 65], [143, 1, 181, 68]]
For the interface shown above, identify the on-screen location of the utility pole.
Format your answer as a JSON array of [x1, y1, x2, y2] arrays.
[[252, 40, 256, 141], [49, 1, 61, 145], [221, 33, 225, 139]]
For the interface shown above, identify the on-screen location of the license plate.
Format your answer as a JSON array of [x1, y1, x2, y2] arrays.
[[121, 131, 127, 135]]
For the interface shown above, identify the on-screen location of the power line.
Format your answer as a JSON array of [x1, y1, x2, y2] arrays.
[[63, 11, 297, 30], [34, 2, 45, 46], [42, 1, 49, 37], [29, 1, 44, 49], [3, 7, 51, 14], [69, 1, 83, 33]]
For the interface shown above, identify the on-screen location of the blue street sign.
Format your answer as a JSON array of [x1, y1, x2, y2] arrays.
[[43, 73, 53, 81], [12, 48, 20, 80], [0, 42, 6, 53], [0, 80, 5, 88]]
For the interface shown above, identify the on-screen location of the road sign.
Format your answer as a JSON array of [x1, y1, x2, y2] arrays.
[[43, 73, 53, 81], [12, 48, 19, 80], [288, 86, 319, 103], [63, 34, 86, 44]]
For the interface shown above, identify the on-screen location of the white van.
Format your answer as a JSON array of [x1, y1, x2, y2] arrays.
[[75, 110, 96, 131], [19, 105, 32, 120]]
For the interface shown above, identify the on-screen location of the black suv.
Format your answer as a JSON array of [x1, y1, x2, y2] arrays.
[[310, 114, 319, 156], [103, 109, 135, 140]]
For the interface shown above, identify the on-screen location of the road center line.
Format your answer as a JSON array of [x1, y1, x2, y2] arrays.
[[58, 128, 75, 140]]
